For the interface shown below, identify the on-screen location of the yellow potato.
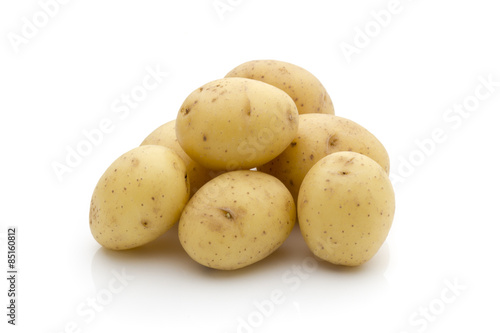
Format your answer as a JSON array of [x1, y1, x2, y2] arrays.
[[225, 59, 334, 115], [141, 120, 217, 197], [178, 170, 296, 270], [89, 145, 189, 250], [297, 151, 395, 266], [175, 77, 299, 171], [258, 113, 390, 201]]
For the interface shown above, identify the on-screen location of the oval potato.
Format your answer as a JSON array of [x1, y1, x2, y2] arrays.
[[89, 145, 190, 250], [176, 77, 299, 171], [297, 151, 395, 266], [225, 59, 334, 115], [178, 170, 296, 270], [258, 113, 390, 201]]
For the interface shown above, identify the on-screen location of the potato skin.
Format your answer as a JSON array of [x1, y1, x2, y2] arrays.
[[175, 77, 299, 171], [89, 145, 189, 250], [141, 120, 217, 197], [258, 114, 390, 202], [225, 59, 334, 115], [297, 152, 395, 266], [178, 170, 296, 270]]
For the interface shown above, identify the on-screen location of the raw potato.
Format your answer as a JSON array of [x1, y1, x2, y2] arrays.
[[141, 120, 217, 197], [258, 114, 390, 201], [225, 59, 334, 115], [297, 152, 395, 266], [175, 77, 299, 171], [178, 170, 296, 270], [89, 145, 190, 250]]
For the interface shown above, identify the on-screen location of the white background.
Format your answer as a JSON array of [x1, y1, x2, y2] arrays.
[[1, 0, 499, 332]]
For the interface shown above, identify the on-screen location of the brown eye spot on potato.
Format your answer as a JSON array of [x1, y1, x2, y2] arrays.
[[219, 208, 234, 219], [141, 220, 149, 228], [278, 66, 289, 74], [344, 157, 355, 165], [130, 158, 139, 167], [328, 135, 338, 148]]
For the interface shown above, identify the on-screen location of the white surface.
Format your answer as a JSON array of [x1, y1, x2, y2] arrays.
[[1, 0, 499, 332]]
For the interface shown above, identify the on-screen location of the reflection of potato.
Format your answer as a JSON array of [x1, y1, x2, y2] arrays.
[[259, 114, 390, 201], [175, 77, 299, 171], [225, 59, 334, 115], [89, 145, 189, 250], [178, 170, 296, 270], [298, 152, 395, 266], [141, 120, 216, 197]]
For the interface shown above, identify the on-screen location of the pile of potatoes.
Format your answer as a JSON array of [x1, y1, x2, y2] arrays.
[[89, 59, 395, 270]]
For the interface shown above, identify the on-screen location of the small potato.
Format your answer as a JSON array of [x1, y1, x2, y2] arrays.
[[225, 59, 334, 115], [141, 120, 217, 197], [89, 145, 189, 250], [176, 77, 299, 171], [258, 113, 390, 201], [178, 170, 296, 270], [298, 152, 395, 266]]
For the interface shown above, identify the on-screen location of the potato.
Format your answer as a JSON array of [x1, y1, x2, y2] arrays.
[[89, 145, 189, 250], [178, 170, 296, 270], [141, 120, 217, 197], [225, 59, 334, 115], [258, 113, 390, 201], [175, 77, 299, 171], [297, 151, 395, 266]]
